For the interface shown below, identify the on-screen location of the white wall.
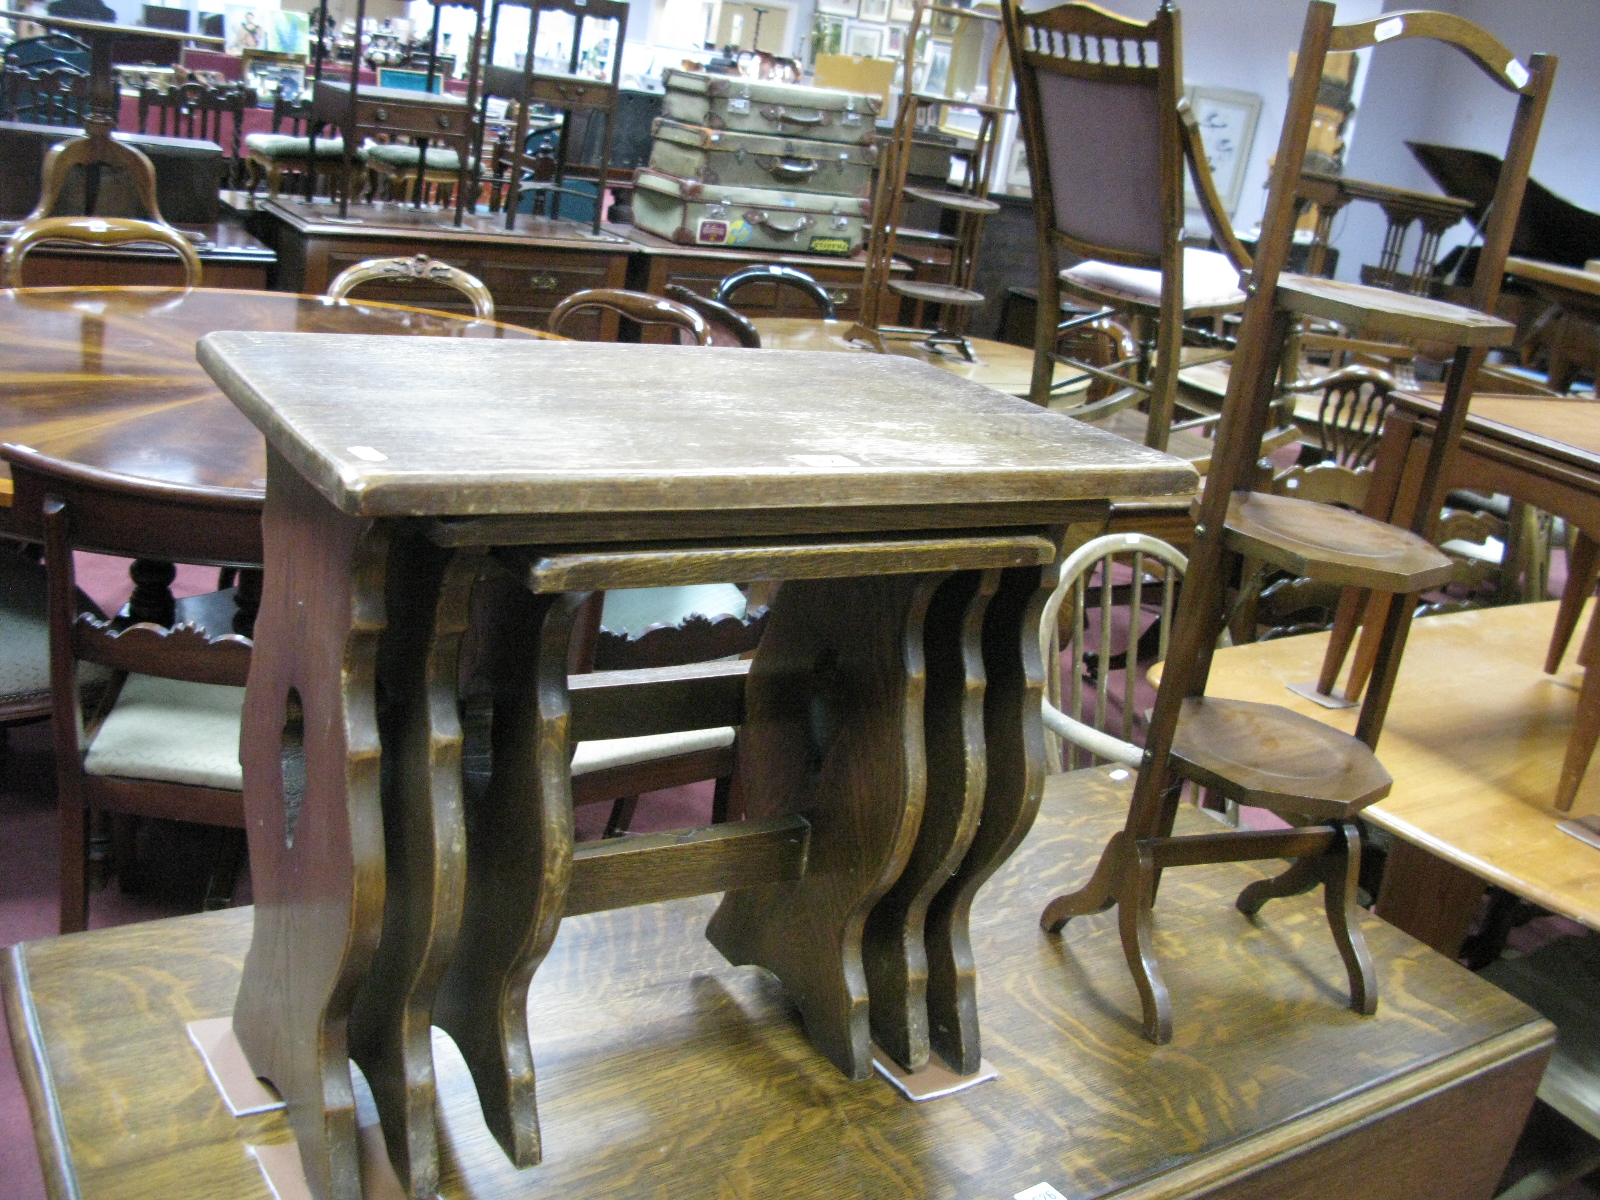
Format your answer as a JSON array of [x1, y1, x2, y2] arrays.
[[1334, 0, 1600, 281], [1068, 0, 1385, 234]]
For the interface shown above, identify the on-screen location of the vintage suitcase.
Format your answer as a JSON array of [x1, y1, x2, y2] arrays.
[[648, 118, 877, 197], [632, 167, 868, 255], [660, 68, 880, 146]]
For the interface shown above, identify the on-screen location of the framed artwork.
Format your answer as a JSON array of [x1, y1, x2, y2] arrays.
[[810, 13, 846, 62], [844, 20, 884, 57], [913, 36, 951, 94], [242, 50, 306, 102], [885, 24, 905, 56], [1182, 85, 1262, 217], [816, 0, 860, 18], [225, 5, 309, 56], [857, 0, 890, 21], [890, 0, 914, 20]]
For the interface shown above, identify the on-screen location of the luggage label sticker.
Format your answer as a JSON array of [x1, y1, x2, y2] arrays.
[[698, 217, 752, 245]]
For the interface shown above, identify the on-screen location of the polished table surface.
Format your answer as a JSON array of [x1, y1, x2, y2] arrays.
[[1, 768, 1551, 1200], [1185, 602, 1600, 930], [0, 286, 547, 518], [1506, 256, 1600, 301]]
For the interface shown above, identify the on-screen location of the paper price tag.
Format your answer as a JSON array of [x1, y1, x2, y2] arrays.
[[1015, 1184, 1068, 1200], [1373, 16, 1404, 40]]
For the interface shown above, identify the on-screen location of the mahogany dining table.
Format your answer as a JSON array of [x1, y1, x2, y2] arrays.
[[0, 285, 549, 535]]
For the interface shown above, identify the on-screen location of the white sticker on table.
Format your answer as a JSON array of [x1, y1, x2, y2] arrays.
[[346, 445, 388, 462]]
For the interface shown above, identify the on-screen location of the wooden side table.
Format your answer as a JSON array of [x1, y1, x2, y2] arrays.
[[200, 336, 1194, 1200]]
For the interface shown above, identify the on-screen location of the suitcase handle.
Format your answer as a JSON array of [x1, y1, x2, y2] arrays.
[[749, 211, 815, 235], [761, 104, 825, 126], [766, 156, 819, 183]]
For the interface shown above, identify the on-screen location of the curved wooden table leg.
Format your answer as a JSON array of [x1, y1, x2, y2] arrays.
[[706, 573, 942, 1082], [923, 564, 1048, 1075], [432, 584, 588, 1168], [1546, 529, 1598, 673], [347, 542, 481, 1198], [863, 569, 997, 1072], [233, 450, 390, 1200]]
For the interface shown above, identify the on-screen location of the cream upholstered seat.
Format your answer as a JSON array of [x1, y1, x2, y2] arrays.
[[1063, 247, 1246, 312], [0, 549, 52, 722], [82, 674, 244, 790]]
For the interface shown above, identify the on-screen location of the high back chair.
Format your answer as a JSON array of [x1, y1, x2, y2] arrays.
[[473, 0, 628, 234], [1041, 533, 1187, 773], [548, 288, 712, 345], [244, 92, 356, 200], [1001, 0, 1252, 451], [1038, 3, 1553, 1045], [3, 444, 263, 933], [137, 80, 257, 188], [326, 254, 496, 321]]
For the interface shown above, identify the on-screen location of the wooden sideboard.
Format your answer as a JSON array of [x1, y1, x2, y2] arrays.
[[1, 220, 275, 290], [260, 198, 633, 338]]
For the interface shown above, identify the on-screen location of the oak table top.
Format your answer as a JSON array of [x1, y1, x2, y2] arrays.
[[0, 286, 547, 519], [1506, 256, 1600, 301], [201, 334, 1196, 519], [1177, 602, 1600, 930], [2, 768, 1552, 1200]]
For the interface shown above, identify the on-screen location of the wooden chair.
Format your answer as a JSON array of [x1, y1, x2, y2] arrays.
[[1037, 4, 1552, 1045], [1000, 0, 1252, 450], [2, 215, 203, 287], [472, 0, 628, 234], [2, 444, 262, 934], [715, 264, 838, 321], [2, 63, 89, 126], [137, 80, 257, 188], [548, 288, 712, 345], [664, 283, 761, 348], [243, 93, 356, 200], [325, 253, 496, 321], [1041, 533, 1187, 774]]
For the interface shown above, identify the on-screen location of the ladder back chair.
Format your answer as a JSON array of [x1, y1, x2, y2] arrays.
[[1001, 0, 1252, 451], [2, 62, 89, 126], [137, 80, 257, 188], [3, 444, 262, 933], [244, 92, 357, 200], [325, 254, 496, 321], [1038, 3, 1552, 1045]]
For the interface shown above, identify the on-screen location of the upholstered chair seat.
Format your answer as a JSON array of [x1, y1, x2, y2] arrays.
[[82, 674, 244, 790], [1062, 247, 1246, 314]]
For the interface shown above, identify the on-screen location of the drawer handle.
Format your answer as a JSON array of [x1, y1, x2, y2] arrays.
[[828, 289, 851, 305], [374, 107, 388, 122], [529, 273, 559, 291], [436, 113, 450, 128]]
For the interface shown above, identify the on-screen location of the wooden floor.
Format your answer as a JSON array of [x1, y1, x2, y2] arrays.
[[4, 768, 1550, 1199]]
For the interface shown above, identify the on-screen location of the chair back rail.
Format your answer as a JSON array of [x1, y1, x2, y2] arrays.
[[663, 284, 762, 348], [2, 215, 203, 288], [549, 288, 711, 345], [73, 613, 252, 686], [716, 265, 837, 321], [326, 254, 496, 321]]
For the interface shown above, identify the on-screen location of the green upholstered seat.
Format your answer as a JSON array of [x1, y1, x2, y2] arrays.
[[364, 142, 468, 172], [243, 133, 363, 162], [0, 546, 109, 722]]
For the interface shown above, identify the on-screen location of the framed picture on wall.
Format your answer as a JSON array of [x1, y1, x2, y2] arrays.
[[885, 24, 905, 56], [889, 0, 914, 20], [857, 0, 890, 22], [844, 20, 884, 57], [811, 12, 847, 60], [816, 0, 860, 18], [1182, 85, 1262, 217]]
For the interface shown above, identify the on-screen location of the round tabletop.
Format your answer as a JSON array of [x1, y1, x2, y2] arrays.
[[0, 287, 549, 520]]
